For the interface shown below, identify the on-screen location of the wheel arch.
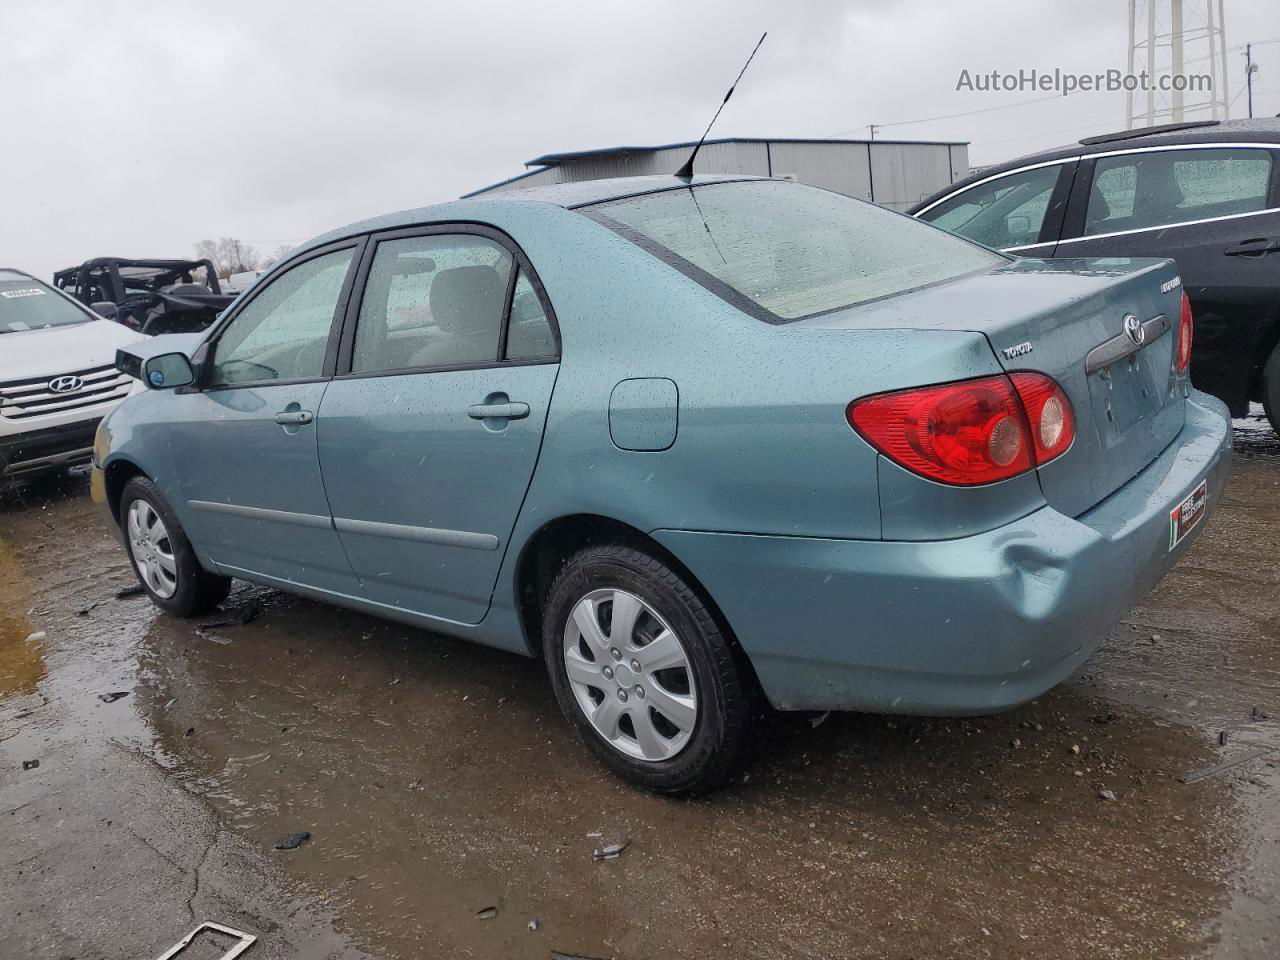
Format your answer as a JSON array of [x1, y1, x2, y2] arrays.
[[513, 513, 751, 673], [102, 456, 150, 526], [1248, 307, 1280, 404]]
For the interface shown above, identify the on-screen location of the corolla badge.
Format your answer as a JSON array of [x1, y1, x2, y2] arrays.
[[1123, 314, 1145, 346], [48, 375, 83, 394]]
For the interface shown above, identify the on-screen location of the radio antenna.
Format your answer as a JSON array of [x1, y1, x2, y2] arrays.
[[674, 32, 767, 181]]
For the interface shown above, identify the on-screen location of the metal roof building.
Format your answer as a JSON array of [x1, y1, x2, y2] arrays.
[[464, 137, 970, 211]]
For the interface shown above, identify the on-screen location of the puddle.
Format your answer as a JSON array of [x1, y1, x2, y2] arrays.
[[3, 435, 1278, 958], [0, 537, 43, 699]]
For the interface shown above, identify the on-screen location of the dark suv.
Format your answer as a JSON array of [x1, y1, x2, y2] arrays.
[[912, 118, 1280, 431]]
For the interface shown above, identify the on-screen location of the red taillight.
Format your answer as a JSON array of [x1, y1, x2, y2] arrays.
[[847, 373, 1074, 487], [1176, 292, 1194, 372], [1009, 371, 1074, 463]]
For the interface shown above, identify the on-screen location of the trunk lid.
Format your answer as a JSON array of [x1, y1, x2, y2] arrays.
[[796, 257, 1187, 517]]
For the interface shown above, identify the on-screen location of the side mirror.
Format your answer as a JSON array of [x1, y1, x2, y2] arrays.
[[141, 352, 196, 389], [91, 301, 118, 319]]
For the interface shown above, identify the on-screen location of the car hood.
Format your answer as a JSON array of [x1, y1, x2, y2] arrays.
[[0, 320, 147, 381]]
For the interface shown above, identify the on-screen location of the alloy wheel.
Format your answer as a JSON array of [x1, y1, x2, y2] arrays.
[[563, 588, 698, 762], [126, 499, 178, 599]]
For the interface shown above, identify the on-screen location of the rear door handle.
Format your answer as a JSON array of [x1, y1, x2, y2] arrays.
[[1224, 237, 1280, 257], [274, 409, 314, 425], [467, 402, 530, 421]]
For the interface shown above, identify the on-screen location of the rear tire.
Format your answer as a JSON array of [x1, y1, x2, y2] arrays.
[[542, 542, 758, 795], [1264, 342, 1280, 436], [120, 476, 231, 617]]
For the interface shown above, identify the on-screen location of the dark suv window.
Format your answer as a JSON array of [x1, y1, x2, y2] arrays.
[[587, 180, 1005, 322], [1085, 148, 1273, 236], [918, 164, 1064, 249]]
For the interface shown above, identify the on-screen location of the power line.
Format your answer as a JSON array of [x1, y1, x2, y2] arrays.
[[827, 92, 1069, 139], [972, 120, 1115, 149]]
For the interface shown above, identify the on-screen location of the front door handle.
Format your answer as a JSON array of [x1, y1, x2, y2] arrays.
[[467, 401, 530, 421], [1225, 237, 1280, 257], [274, 409, 314, 425]]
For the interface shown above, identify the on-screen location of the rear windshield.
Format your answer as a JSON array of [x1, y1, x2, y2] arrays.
[[585, 180, 1007, 322], [0, 271, 92, 334]]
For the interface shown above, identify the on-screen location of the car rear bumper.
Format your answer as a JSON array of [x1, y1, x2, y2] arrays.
[[653, 390, 1232, 714], [0, 419, 101, 482]]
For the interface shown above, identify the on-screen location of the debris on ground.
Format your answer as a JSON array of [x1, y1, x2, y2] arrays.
[[1069, 744, 1081, 755], [22, 759, 40, 771], [476, 906, 497, 920], [1252, 705, 1270, 722], [75, 600, 102, 616], [551, 952, 607, 960], [528, 918, 540, 931], [154, 921, 257, 959], [114, 584, 145, 599], [98, 691, 129, 703], [808, 711, 830, 729], [184, 727, 195, 737], [1181, 748, 1277, 784], [25, 630, 46, 642], [273, 831, 311, 850], [198, 604, 261, 631], [1219, 731, 1229, 746], [1098, 789, 1117, 802], [592, 838, 630, 862]]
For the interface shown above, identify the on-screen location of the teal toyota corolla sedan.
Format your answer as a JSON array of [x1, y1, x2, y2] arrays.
[[92, 175, 1231, 794]]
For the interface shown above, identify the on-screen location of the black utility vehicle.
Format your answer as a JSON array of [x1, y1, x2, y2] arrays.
[[912, 119, 1280, 431], [53, 258, 235, 335]]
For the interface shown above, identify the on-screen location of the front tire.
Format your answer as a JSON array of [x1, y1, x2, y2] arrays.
[[120, 476, 230, 617], [1263, 341, 1280, 436], [543, 543, 757, 795]]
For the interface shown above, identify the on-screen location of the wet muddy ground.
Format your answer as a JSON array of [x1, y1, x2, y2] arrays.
[[2, 415, 1278, 959]]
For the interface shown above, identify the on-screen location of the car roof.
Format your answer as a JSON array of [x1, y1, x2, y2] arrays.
[[911, 117, 1280, 212], [295, 174, 771, 258]]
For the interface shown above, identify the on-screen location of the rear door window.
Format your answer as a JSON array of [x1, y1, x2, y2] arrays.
[[1085, 148, 1273, 236], [918, 164, 1066, 249], [351, 235, 513, 373]]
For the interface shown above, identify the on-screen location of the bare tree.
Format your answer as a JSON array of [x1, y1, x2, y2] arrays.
[[261, 243, 295, 269], [192, 238, 263, 279]]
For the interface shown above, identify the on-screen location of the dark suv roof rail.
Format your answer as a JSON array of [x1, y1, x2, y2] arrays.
[[1079, 120, 1220, 145]]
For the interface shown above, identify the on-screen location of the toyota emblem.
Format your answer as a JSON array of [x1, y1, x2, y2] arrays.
[[1123, 314, 1145, 347], [48, 375, 84, 394]]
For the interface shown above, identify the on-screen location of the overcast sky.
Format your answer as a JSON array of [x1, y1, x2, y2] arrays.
[[3, 0, 1276, 278]]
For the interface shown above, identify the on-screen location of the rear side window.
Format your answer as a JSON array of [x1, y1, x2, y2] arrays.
[[505, 269, 555, 360], [1085, 148, 1273, 236], [586, 180, 1006, 322], [918, 164, 1064, 249], [352, 235, 513, 373]]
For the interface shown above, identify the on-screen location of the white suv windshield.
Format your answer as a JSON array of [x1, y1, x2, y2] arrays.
[[586, 180, 1007, 322], [0, 271, 92, 334]]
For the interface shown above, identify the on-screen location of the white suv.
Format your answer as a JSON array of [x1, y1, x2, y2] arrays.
[[0, 268, 144, 483]]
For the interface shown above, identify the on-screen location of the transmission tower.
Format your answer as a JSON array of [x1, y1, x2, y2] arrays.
[[1127, 0, 1230, 128]]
